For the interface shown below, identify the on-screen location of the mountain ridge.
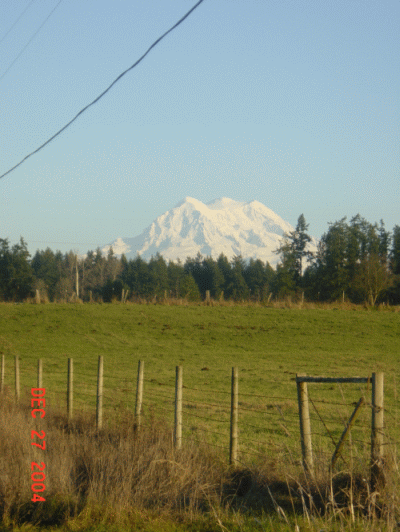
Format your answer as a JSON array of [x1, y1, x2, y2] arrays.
[[102, 197, 317, 267]]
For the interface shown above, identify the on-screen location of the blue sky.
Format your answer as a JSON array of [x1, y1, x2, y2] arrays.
[[1, 0, 399, 257]]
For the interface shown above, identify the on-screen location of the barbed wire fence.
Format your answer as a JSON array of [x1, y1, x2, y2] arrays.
[[1, 354, 398, 483]]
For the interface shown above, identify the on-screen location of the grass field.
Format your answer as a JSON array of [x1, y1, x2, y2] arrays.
[[0, 301, 399, 531]]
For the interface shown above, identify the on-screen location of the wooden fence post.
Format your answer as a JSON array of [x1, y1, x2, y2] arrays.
[[371, 372, 384, 489], [205, 290, 210, 303], [67, 358, 73, 421], [37, 359, 43, 389], [174, 365, 183, 450], [135, 360, 144, 429], [230, 367, 239, 465], [15, 356, 20, 402], [296, 374, 314, 476], [96, 356, 104, 430], [0, 354, 4, 393]]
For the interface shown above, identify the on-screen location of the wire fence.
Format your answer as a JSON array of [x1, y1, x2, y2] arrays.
[[1, 354, 399, 477]]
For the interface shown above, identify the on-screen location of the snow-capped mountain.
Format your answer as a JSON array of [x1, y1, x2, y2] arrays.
[[102, 197, 318, 267]]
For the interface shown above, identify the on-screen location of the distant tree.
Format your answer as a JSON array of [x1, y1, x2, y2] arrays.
[[0, 237, 34, 301], [346, 215, 387, 302], [273, 214, 313, 295], [302, 262, 321, 301], [128, 255, 152, 297], [292, 214, 313, 283], [346, 215, 376, 281], [31, 248, 60, 300], [388, 225, 400, 304], [316, 218, 349, 300], [167, 259, 183, 298], [229, 255, 249, 300], [184, 252, 203, 291], [119, 253, 128, 281], [272, 235, 297, 297], [216, 253, 232, 299], [101, 278, 115, 302], [91, 248, 106, 292], [200, 256, 225, 299], [390, 225, 400, 275], [166, 259, 200, 300], [270, 260, 297, 298], [148, 253, 169, 298], [378, 220, 391, 265], [81, 249, 102, 299], [243, 258, 274, 301], [105, 247, 122, 282], [352, 253, 394, 305], [310, 215, 394, 303], [54, 276, 73, 301], [179, 272, 201, 301]]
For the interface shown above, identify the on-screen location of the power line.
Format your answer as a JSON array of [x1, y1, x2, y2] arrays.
[[0, 0, 205, 180], [0, 0, 37, 46], [28, 241, 103, 246], [0, 0, 64, 83], [1, 239, 105, 248]]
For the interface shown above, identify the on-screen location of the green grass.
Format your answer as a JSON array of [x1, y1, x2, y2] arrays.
[[1, 302, 399, 466], [1, 301, 399, 531]]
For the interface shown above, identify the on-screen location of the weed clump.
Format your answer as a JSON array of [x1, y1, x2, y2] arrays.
[[0, 389, 398, 530]]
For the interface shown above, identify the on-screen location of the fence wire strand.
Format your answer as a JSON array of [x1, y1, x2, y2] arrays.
[[3, 355, 399, 477]]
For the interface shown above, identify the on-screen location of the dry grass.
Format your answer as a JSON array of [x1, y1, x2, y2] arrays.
[[15, 292, 400, 312], [0, 386, 399, 531], [0, 387, 227, 528]]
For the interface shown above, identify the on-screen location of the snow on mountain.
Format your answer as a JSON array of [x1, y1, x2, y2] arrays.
[[102, 197, 317, 267]]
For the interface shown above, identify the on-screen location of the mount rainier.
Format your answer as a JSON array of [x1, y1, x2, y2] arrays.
[[103, 197, 317, 267]]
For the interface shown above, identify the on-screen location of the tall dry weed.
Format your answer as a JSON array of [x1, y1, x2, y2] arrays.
[[0, 387, 398, 529], [0, 390, 226, 526]]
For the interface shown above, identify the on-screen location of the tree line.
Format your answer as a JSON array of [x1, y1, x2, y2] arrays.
[[1, 213, 400, 304]]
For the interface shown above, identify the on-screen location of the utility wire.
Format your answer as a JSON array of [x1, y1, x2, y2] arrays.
[[0, 0, 37, 46], [0, 0, 64, 83], [0, 0, 205, 180], [28, 241, 104, 246]]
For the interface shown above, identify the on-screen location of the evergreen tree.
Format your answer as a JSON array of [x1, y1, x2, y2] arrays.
[[347, 216, 384, 302], [346, 215, 372, 278], [167, 259, 184, 298], [316, 218, 349, 300], [167, 258, 201, 300], [179, 272, 201, 301], [105, 247, 122, 282], [31, 248, 59, 300], [273, 214, 313, 296], [270, 260, 297, 298], [148, 253, 169, 298], [292, 214, 312, 282], [200, 256, 225, 299], [388, 225, 400, 304], [129, 255, 152, 297], [378, 220, 391, 265], [315, 215, 392, 303], [184, 252, 203, 291], [243, 258, 274, 301], [216, 253, 232, 299], [229, 255, 249, 300], [391, 225, 400, 275], [0, 238, 34, 301]]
